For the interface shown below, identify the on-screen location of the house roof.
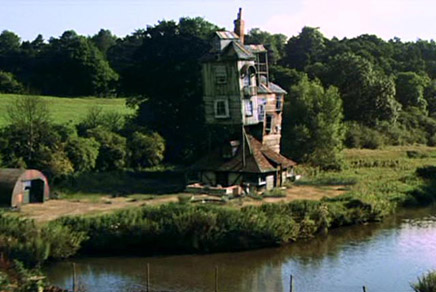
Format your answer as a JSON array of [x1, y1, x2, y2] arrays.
[[220, 41, 255, 60], [245, 44, 267, 53], [215, 31, 239, 40], [257, 82, 287, 95], [191, 134, 296, 174]]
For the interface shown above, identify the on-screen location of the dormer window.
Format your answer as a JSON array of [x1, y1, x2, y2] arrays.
[[215, 66, 227, 84], [214, 99, 229, 118]]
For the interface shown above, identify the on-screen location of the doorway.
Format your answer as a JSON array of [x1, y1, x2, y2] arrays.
[[29, 179, 44, 203]]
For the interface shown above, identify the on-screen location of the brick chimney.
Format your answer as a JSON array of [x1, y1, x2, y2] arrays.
[[234, 8, 245, 44]]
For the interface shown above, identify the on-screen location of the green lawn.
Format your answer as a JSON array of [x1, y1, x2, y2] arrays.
[[0, 94, 134, 126]]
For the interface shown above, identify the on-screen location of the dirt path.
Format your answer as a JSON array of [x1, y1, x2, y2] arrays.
[[16, 185, 347, 222], [18, 196, 179, 222]]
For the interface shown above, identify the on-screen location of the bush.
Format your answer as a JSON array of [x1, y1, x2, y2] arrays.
[[129, 131, 165, 168], [344, 122, 384, 149], [411, 271, 436, 292], [86, 127, 127, 171], [0, 71, 24, 93], [65, 136, 100, 173], [0, 214, 86, 267]]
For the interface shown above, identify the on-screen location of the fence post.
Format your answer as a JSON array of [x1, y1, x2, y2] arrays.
[[72, 263, 77, 292], [215, 266, 219, 292], [290, 274, 294, 292], [146, 263, 150, 292]]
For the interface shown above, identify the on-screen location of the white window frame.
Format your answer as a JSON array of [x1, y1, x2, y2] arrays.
[[214, 99, 230, 118], [245, 99, 253, 117]]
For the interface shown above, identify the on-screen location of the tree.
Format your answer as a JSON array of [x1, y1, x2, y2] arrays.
[[0, 71, 24, 93], [91, 29, 117, 56], [129, 131, 165, 168], [65, 136, 100, 173], [0, 30, 21, 73], [281, 27, 327, 71], [6, 96, 52, 162], [86, 127, 126, 171], [395, 72, 429, 112], [325, 52, 401, 124], [282, 76, 345, 169], [130, 18, 220, 163], [33, 30, 118, 96], [245, 28, 287, 64]]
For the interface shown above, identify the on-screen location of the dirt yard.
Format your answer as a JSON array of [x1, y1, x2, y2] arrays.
[[15, 185, 347, 222]]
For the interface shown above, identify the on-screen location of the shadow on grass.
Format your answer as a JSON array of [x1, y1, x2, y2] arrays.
[[55, 170, 186, 196], [404, 166, 436, 207]]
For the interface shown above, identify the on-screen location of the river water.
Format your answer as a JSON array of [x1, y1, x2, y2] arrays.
[[45, 207, 436, 292]]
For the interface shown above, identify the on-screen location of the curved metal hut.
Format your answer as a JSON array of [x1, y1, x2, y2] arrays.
[[0, 169, 50, 207]]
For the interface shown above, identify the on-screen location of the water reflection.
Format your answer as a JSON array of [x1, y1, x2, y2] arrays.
[[46, 207, 436, 292]]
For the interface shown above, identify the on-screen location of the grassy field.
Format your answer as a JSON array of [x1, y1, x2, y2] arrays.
[[297, 145, 436, 206], [0, 94, 134, 126]]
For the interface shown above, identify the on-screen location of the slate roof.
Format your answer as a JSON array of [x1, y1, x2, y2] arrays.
[[257, 82, 287, 94], [216, 31, 239, 40], [191, 134, 296, 173], [245, 44, 267, 53], [220, 41, 255, 60]]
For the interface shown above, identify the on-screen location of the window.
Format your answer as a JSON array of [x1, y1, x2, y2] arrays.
[[215, 66, 227, 84], [265, 114, 273, 134], [276, 95, 282, 111], [245, 100, 253, 117], [214, 99, 229, 118]]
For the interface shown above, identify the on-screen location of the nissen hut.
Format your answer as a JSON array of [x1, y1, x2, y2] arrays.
[[0, 169, 50, 207]]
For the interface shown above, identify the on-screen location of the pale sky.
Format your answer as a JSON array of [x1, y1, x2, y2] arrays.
[[1, 0, 435, 42]]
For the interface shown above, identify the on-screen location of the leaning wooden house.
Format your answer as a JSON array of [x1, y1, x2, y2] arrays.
[[188, 9, 296, 194]]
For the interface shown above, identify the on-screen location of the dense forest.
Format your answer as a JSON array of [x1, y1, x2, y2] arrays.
[[2, 17, 436, 172]]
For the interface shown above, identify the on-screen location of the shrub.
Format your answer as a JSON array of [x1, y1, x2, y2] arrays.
[[0, 71, 24, 93], [86, 127, 127, 170], [344, 122, 385, 149], [129, 131, 165, 168], [65, 136, 100, 173], [411, 271, 436, 292]]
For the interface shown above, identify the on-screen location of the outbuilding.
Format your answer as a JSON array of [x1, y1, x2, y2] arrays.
[[0, 169, 50, 207]]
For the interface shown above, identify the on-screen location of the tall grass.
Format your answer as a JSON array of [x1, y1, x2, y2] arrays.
[[411, 271, 436, 292]]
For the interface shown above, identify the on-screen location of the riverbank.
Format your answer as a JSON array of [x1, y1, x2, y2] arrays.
[[1, 146, 436, 290]]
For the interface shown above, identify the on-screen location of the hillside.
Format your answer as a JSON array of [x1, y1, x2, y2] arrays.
[[0, 94, 134, 127]]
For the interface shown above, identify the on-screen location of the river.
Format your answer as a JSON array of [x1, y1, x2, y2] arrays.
[[45, 206, 436, 292]]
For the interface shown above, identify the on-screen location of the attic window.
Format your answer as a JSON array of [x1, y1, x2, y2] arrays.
[[214, 99, 229, 118], [215, 66, 227, 84]]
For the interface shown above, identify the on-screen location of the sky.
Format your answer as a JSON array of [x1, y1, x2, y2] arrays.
[[1, 0, 436, 42]]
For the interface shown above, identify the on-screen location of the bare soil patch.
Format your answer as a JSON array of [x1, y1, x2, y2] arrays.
[[16, 185, 347, 222], [18, 196, 178, 223]]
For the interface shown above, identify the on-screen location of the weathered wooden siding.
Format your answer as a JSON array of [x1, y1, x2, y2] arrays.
[[203, 62, 243, 125], [258, 92, 283, 153]]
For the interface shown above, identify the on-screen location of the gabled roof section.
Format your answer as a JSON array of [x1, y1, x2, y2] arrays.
[[216, 31, 239, 40], [245, 44, 267, 53], [221, 41, 255, 60], [257, 82, 287, 95]]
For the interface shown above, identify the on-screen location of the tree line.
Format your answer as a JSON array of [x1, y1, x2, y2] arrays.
[[2, 18, 436, 169]]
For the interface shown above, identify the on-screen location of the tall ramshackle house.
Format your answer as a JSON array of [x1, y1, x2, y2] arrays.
[[187, 9, 296, 194]]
